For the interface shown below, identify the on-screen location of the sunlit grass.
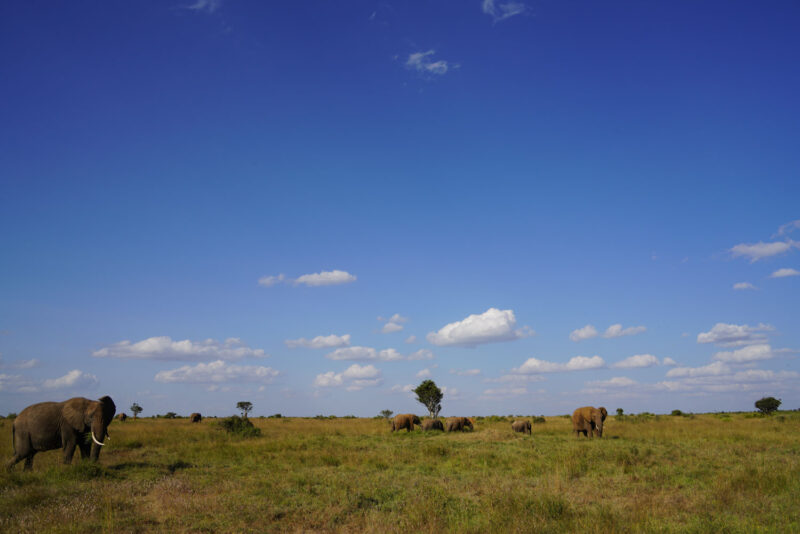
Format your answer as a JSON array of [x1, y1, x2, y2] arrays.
[[1, 413, 799, 532]]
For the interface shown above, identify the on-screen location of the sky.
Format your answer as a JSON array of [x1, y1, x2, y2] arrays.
[[1, 1, 798, 417]]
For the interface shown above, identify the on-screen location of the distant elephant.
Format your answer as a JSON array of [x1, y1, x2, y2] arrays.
[[117, 413, 127, 422], [7, 396, 116, 471], [572, 406, 605, 438], [422, 419, 444, 431], [190, 413, 202, 423], [391, 413, 421, 432], [511, 420, 531, 435], [446, 417, 474, 432]]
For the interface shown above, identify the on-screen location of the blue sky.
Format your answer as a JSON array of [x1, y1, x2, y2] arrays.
[[1, 1, 798, 417]]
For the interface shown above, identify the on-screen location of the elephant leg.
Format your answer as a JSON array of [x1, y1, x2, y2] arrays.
[[62, 441, 77, 465], [23, 454, 34, 471], [6, 453, 25, 471], [78, 441, 92, 459]]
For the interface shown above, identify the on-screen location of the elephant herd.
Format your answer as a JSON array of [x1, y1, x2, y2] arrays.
[[5, 395, 608, 471]]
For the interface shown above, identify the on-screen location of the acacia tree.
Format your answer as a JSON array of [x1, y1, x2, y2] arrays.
[[237, 401, 253, 418], [379, 410, 393, 419], [414, 380, 443, 418], [130, 403, 143, 420], [755, 396, 781, 415]]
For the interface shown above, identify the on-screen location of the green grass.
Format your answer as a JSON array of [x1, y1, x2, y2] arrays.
[[1, 413, 799, 532]]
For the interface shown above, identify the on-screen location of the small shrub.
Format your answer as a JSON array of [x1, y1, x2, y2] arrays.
[[268, 413, 282, 418], [218, 416, 261, 438], [671, 410, 683, 416], [755, 396, 781, 415], [533, 416, 546, 424], [7, 413, 17, 420], [162, 412, 178, 419]]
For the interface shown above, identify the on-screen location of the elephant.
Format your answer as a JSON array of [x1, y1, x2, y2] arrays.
[[422, 419, 444, 431], [7, 396, 116, 471], [511, 420, 531, 435], [446, 417, 474, 432], [190, 413, 202, 423], [391, 413, 421, 432], [117, 413, 127, 422], [572, 406, 606, 438]]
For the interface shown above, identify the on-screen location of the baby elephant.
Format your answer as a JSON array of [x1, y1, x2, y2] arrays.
[[511, 420, 531, 435], [422, 419, 444, 431], [391, 413, 421, 432], [446, 417, 474, 432]]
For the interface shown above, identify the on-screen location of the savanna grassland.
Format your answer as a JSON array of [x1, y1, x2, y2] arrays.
[[1, 413, 799, 533]]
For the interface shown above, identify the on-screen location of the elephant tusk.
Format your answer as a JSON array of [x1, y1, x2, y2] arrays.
[[91, 432, 105, 446]]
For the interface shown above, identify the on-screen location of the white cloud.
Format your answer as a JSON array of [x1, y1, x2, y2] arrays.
[[484, 374, 545, 383], [390, 384, 414, 393], [663, 357, 677, 366], [186, 0, 222, 14], [603, 324, 646, 339], [774, 219, 800, 238], [259, 270, 356, 288], [733, 282, 757, 290], [482, 0, 527, 23], [587, 376, 637, 388], [569, 324, 598, 342], [612, 354, 659, 369], [0, 373, 38, 393], [405, 335, 417, 344], [155, 360, 279, 384], [427, 308, 533, 347], [294, 270, 357, 286], [482, 387, 528, 397], [406, 50, 453, 76], [450, 368, 481, 376], [666, 361, 731, 378], [93, 336, 266, 361], [514, 355, 605, 374], [314, 364, 382, 391], [730, 241, 796, 262], [407, 349, 434, 360], [770, 268, 800, 278], [416, 368, 432, 378], [0, 355, 39, 370], [380, 313, 408, 333], [657, 369, 799, 394], [285, 334, 350, 349], [712, 344, 774, 363], [42, 370, 98, 390], [696, 323, 774, 347], [325, 346, 405, 361]]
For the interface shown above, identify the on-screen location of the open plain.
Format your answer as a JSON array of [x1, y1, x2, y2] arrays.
[[1, 413, 799, 533]]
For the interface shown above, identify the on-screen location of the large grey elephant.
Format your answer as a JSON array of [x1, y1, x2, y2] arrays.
[[422, 419, 444, 431], [511, 420, 531, 435], [446, 417, 474, 432], [391, 413, 421, 432], [7, 396, 116, 471], [572, 406, 606, 438], [190, 412, 202, 423]]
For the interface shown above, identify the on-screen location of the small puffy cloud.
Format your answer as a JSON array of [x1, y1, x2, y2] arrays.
[[427, 308, 533, 347], [259, 270, 356, 288], [482, 0, 527, 23], [612, 354, 659, 369], [42, 370, 98, 390], [733, 282, 757, 290], [696, 323, 773, 347], [0, 355, 39, 370], [514, 355, 605, 374], [325, 346, 405, 361], [662, 357, 677, 366], [405, 335, 417, 344], [484, 373, 545, 383], [712, 344, 774, 363], [406, 50, 452, 76], [0, 373, 38, 393], [450, 368, 481, 376], [730, 241, 796, 262], [285, 334, 350, 349], [94, 336, 266, 361], [569, 325, 598, 342], [587, 376, 637, 388], [186, 0, 222, 14], [408, 349, 435, 360], [155, 360, 279, 384], [416, 368, 432, 378], [380, 313, 408, 334], [295, 270, 357, 287], [482, 387, 528, 397], [390, 384, 414, 393], [770, 268, 800, 278], [665, 361, 731, 378], [603, 324, 646, 339], [314, 364, 382, 391]]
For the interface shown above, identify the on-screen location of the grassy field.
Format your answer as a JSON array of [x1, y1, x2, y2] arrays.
[[1, 412, 799, 533]]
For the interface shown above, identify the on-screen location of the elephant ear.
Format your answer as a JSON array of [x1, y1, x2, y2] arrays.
[[98, 396, 117, 426], [598, 407, 608, 421], [62, 397, 91, 430]]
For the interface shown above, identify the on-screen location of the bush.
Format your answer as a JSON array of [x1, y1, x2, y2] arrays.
[[671, 410, 683, 416], [218, 416, 261, 438], [755, 396, 781, 415], [6, 413, 17, 420], [267, 413, 282, 419], [533, 416, 546, 424], [162, 412, 178, 419]]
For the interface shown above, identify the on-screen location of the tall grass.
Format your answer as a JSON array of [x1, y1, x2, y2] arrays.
[[1, 413, 798, 532]]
